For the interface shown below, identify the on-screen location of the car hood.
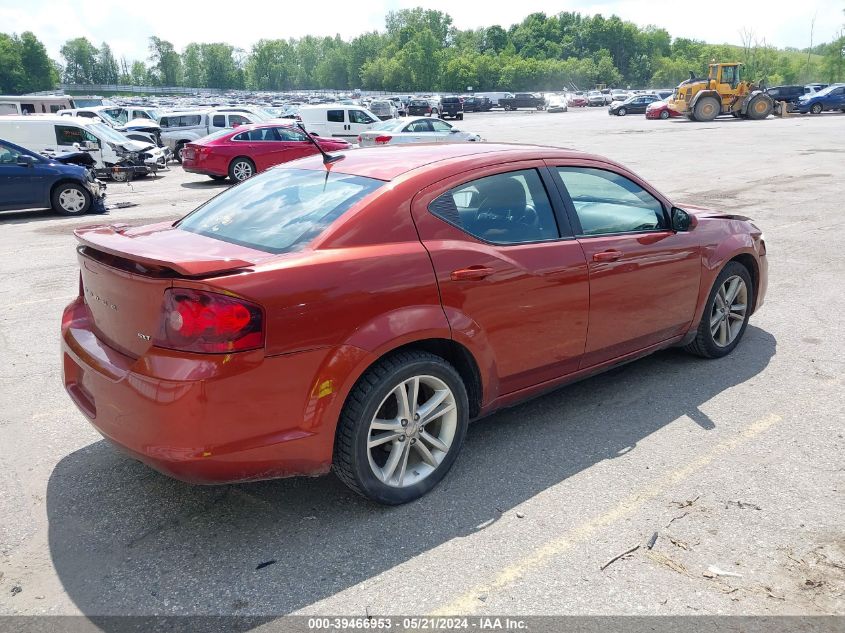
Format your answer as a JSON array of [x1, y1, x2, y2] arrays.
[[119, 118, 161, 131], [680, 203, 753, 222]]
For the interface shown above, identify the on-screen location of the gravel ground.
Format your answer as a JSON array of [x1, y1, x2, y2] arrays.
[[0, 107, 843, 622]]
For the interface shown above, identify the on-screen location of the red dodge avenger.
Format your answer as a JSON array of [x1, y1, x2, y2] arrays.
[[62, 143, 767, 504], [181, 122, 351, 182]]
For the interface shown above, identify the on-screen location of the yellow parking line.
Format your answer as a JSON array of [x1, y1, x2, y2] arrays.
[[430, 413, 782, 615]]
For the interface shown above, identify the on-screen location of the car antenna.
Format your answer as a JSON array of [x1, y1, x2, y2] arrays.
[[296, 122, 343, 165]]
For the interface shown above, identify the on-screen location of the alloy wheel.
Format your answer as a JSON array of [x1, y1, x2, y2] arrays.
[[710, 275, 748, 347], [366, 375, 457, 488], [58, 188, 87, 213], [232, 161, 253, 181]]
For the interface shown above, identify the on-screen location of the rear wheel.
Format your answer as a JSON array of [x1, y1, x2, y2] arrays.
[[174, 141, 186, 163], [693, 96, 720, 122], [332, 350, 469, 505], [51, 183, 91, 216], [746, 94, 773, 120], [684, 262, 753, 358], [228, 157, 255, 182]]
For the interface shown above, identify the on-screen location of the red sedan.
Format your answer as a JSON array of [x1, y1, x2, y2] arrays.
[[646, 99, 683, 120], [568, 94, 588, 107], [62, 144, 767, 504], [181, 122, 350, 182]]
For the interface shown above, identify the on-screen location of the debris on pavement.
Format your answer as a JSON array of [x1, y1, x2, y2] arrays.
[[601, 544, 640, 571], [706, 565, 743, 578], [727, 500, 762, 511], [670, 495, 700, 509], [10, 585, 22, 596], [515, 511, 525, 519], [646, 532, 659, 549], [255, 560, 277, 570], [664, 511, 689, 528]]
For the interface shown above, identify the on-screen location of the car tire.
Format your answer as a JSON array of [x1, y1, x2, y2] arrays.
[[228, 157, 255, 182], [430, 109, 438, 117], [810, 103, 823, 114], [174, 141, 186, 164], [209, 175, 227, 181], [457, 113, 463, 120], [659, 110, 670, 119], [332, 350, 469, 505], [617, 107, 627, 116], [51, 182, 91, 216], [684, 261, 754, 359]]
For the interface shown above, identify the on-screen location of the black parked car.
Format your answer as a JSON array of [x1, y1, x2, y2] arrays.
[[608, 93, 660, 116], [407, 99, 436, 117], [765, 85, 808, 114], [439, 96, 464, 120], [462, 96, 492, 112]]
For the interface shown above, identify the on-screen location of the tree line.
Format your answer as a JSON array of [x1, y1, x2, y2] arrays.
[[1, 8, 844, 94]]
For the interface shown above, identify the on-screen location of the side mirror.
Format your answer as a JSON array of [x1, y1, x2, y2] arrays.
[[16, 155, 35, 167], [450, 128, 459, 133], [671, 207, 696, 232], [84, 141, 99, 150]]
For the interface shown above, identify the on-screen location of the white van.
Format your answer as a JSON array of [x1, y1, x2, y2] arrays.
[[0, 116, 167, 175], [297, 104, 380, 140], [0, 95, 75, 116], [158, 109, 260, 162]]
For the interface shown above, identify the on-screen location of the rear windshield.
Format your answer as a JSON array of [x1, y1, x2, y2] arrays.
[[177, 168, 384, 254]]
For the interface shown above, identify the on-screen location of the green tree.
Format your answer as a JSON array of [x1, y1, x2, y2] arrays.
[[148, 36, 182, 86], [60, 37, 98, 83], [94, 42, 119, 84], [15, 32, 57, 92]]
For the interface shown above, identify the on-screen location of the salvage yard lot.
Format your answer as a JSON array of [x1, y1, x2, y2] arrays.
[[0, 107, 843, 617]]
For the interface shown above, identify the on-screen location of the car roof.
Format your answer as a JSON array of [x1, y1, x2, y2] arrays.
[[0, 115, 99, 126], [287, 143, 604, 181]]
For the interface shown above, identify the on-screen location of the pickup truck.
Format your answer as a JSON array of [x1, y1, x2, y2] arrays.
[[498, 93, 546, 110]]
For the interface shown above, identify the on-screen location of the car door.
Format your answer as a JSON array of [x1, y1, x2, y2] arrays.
[[548, 162, 701, 368], [412, 163, 589, 395], [347, 109, 377, 139], [230, 127, 281, 172], [428, 118, 456, 142], [401, 119, 435, 143], [0, 141, 38, 208], [826, 86, 845, 109]]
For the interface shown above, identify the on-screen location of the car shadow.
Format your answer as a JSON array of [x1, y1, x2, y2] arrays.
[[181, 179, 231, 190], [46, 327, 776, 625]]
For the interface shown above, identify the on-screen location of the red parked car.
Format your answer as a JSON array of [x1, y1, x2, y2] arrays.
[[568, 94, 588, 107], [646, 99, 683, 120], [181, 122, 350, 182], [62, 144, 767, 504]]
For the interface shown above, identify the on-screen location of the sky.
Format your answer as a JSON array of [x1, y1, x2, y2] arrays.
[[1, 0, 842, 62]]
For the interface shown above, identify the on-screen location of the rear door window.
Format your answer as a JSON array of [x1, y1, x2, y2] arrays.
[[428, 169, 560, 245], [327, 110, 345, 123], [212, 114, 226, 128], [177, 168, 384, 254]]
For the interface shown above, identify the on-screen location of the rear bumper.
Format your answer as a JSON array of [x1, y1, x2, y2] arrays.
[[182, 160, 227, 177], [60, 298, 338, 484]]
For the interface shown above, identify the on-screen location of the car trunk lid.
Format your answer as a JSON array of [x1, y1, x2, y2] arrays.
[[75, 222, 272, 357]]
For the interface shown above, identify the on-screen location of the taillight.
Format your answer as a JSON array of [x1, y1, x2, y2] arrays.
[[153, 288, 264, 354], [357, 135, 362, 143], [375, 135, 392, 145]]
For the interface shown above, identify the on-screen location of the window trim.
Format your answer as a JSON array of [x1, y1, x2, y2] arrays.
[[548, 163, 671, 238], [426, 167, 569, 247]]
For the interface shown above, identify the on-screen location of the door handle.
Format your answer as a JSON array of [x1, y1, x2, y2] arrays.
[[592, 250, 623, 262], [450, 266, 494, 281]]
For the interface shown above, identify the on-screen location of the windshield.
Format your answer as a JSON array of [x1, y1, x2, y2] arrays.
[[177, 168, 384, 254], [88, 122, 134, 144]]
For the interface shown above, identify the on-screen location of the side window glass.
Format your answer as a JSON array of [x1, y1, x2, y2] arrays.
[[278, 128, 306, 141], [406, 120, 432, 133], [349, 110, 374, 124], [0, 143, 22, 163], [55, 125, 85, 145], [212, 114, 225, 128], [556, 167, 665, 236], [229, 115, 249, 127], [327, 110, 345, 123], [430, 120, 452, 132], [429, 169, 559, 245]]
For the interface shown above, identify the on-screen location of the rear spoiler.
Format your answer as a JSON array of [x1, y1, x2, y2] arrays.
[[74, 224, 256, 277]]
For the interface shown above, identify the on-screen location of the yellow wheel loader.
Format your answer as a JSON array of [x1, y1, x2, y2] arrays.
[[668, 62, 773, 121]]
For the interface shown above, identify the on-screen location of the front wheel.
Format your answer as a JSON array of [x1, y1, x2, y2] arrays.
[[684, 261, 753, 358], [810, 103, 823, 114], [617, 107, 627, 116], [51, 183, 91, 216], [333, 350, 469, 505], [659, 110, 670, 119]]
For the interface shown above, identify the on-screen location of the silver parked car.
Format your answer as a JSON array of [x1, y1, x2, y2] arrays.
[[357, 116, 481, 147], [369, 99, 398, 120]]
